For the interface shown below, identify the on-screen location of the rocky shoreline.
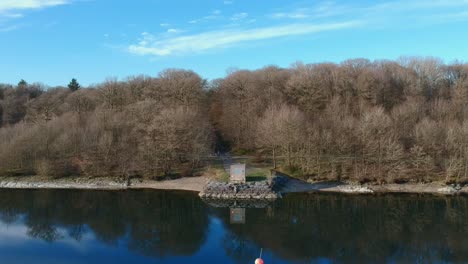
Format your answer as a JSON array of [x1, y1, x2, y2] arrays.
[[283, 178, 468, 195], [0, 175, 466, 196], [198, 175, 288, 200], [0, 176, 208, 192], [201, 198, 274, 208]]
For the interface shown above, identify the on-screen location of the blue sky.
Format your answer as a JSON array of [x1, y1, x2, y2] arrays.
[[0, 0, 468, 86]]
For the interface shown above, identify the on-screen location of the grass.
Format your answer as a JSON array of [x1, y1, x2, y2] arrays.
[[218, 170, 230, 182], [246, 167, 270, 182], [203, 166, 229, 182]]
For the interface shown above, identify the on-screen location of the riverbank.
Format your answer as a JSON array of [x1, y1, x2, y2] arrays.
[[0, 175, 466, 195], [0, 175, 208, 192], [283, 178, 468, 195]]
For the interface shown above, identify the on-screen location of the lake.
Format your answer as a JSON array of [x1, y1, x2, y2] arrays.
[[0, 189, 466, 263]]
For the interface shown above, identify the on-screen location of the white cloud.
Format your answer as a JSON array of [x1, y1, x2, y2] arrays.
[[160, 23, 170, 27], [188, 9, 223, 24], [269, 5, 342, 20], [224, 0, 233, 5], [268, 0, 468, 24], [0, 0, 71, 33], [203, 15, 219, 20], [368, 0, 468, 12], [0, 25, 20, 32], [167, 28, 180, 33], [0, 0, 70, 13], [230, 12, 248, 21], [271, 12, 309, 19], [128, 21, 361, 56], [2, 13, 24, 18], [126, 0, 468, 58]]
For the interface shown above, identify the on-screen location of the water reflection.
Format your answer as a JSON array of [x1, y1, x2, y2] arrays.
[[0, 189, 466, 263], [230, 208, 246, 224], [0, 190, 209, 260]]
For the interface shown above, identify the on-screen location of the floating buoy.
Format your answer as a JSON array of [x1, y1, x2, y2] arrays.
[[255, 248, 264, 264]]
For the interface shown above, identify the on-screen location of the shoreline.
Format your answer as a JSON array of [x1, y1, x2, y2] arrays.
[[0, 176, 208, 192], [283, 178, 468, 195], [0, 175, 466, 195]]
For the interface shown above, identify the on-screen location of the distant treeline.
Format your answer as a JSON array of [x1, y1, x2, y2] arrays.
[[1, 57, 468, 183]]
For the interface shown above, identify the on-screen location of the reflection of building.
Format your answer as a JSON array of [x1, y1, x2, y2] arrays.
[[230, 164, 246, 183], [230, 208, 246, 224]]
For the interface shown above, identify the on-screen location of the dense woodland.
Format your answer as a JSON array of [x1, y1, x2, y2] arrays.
[[1, 57, 468, 184]]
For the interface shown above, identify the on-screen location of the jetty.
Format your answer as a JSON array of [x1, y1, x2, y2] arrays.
[[199, 163, 288, 200]]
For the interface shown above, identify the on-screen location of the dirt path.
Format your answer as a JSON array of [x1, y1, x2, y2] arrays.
[[220, 153, 233, 173], [131, 176, 209, 192]]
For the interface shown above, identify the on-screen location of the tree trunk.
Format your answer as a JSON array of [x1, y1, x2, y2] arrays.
[[272, 147, 277, 169]]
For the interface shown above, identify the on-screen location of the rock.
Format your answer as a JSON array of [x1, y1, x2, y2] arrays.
[[199, 176, 284, 200], [338, 185, 374, 194], [438, 186, 457, 194]]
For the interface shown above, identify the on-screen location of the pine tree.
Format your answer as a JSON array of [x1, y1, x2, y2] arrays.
[[18, 79, 27, 87], [68, 78, 81, 92]]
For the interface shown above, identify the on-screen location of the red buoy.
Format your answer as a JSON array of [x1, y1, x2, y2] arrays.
[[255, 258, 264, 264]]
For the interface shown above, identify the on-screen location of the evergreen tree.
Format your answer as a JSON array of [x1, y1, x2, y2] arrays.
[[68, 78, 81, 92], [18, 79, 27, 87]]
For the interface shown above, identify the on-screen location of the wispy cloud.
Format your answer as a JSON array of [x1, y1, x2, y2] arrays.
[[128, 21, 362, 56], [230, 12, 248, 21], [0, 0, 70, 13], [0, 24, 20, 32], [167, 28, 181, 33], [270, 9, 310, 19], [2, 13, 24, 18], [269, 0, 468, 22], [188, 9, 223, 24], [269, 2, 351, 20], [0, 0, 72, 33], [127, 0, 468, 58], [368, 0, 468, 12], [271, 12, 308, 19], [224, 1, 233, 5]]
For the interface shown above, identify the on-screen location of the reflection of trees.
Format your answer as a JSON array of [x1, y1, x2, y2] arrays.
[[68, 224, 85, 241], [27, 223, 63, 242], [126, 191, 209, 257], [0, 189, 209, 258], [0, 210, 20, 224], [222, 232, 259, 263], [213, 193, 468, 263], [0, 189, 466, 263]]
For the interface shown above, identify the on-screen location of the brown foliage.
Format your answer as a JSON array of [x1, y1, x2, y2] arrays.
[[1, 58, 468, 183]]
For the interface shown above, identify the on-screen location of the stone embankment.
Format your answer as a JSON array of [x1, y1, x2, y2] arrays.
[[199, 175, 288, 200], [202, 199, 274, 208]]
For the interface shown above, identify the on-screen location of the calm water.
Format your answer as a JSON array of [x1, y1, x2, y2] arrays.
[[0, 189, 466, 264]]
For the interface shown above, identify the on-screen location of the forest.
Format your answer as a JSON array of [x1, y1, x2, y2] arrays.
[[1, 57, 468, 184]]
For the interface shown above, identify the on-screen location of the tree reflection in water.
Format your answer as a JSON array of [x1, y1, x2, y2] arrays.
[[0, 189, 210, 258], [0, 189, 466, 263], [210, 193, 468, 263]]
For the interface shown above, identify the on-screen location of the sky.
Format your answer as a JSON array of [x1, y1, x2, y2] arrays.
[[0, 0, 468, 87]]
